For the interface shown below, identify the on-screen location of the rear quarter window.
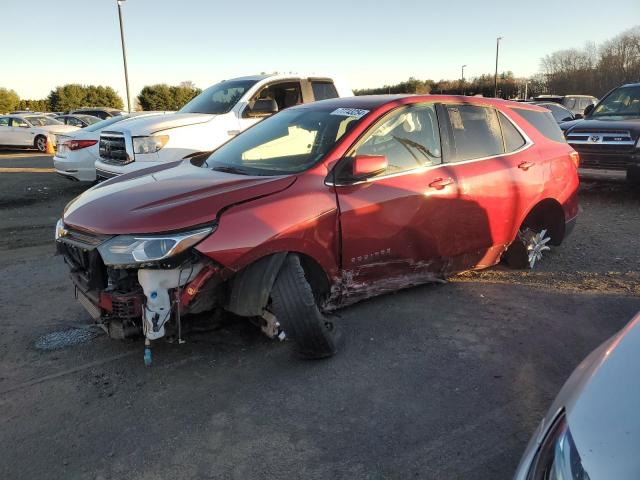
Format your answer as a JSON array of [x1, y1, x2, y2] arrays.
[[311, 82, 339, 101], [512, 108, 566, 143]]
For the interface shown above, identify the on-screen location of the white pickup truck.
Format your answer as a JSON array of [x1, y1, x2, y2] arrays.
[[95, 73, 352, 179]]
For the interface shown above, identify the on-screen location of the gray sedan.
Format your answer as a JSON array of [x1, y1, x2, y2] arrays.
[[514, 311, 640, 479]]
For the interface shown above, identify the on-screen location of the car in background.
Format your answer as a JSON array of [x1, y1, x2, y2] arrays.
[[514, 311, 640, 480], [55, 114, 101, 128], [69, 107, 126, 120], [56, 95, 578, 363], [54, 112, 168, 182], [561, 82, 640, 183], [532, 102, 576, 124], [94, 73, 352, 180], [534, 95, 598, 117], [0, 113, 79, 152]]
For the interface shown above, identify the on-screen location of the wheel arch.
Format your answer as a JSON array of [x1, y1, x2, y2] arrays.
[[225, 251, 332, 317], [519, 198, 566, 246]]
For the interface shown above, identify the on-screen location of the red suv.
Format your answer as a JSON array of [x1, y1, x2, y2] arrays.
[[55, 95, 579, 363]]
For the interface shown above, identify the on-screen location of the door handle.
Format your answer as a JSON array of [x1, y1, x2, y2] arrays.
[[518, 161, 535, 171], [428, 177, 454, 190], [227, 130, 240, 136]]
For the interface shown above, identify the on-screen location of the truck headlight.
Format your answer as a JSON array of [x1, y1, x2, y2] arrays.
[[132, 135, 169, 154], [527, 412, 590, 480], [97, 227, 212, 266]]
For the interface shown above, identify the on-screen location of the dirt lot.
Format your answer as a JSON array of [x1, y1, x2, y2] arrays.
[[1, 152, 639, 480]]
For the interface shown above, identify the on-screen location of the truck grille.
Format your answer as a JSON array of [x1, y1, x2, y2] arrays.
[[566, 129, 635, 148], [99, 132, 130, 165]]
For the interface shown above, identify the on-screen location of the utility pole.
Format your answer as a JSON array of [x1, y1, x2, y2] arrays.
[[494, 36, 503, 98], [461, 64, 467, 95], [117, 0, 131, 112]]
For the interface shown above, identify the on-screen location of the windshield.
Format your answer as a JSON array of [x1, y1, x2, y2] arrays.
[[25, 116, 62, 126], [78, 115, 101, 125], [179, 79, 257, 115], [592, 85, 640, 117], [84, 115, 128, 132], [205, 106, 365, 175]]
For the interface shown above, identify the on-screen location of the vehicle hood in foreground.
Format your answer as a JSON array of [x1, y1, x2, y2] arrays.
[[63, 162, 296, 235], [103, 112, 214, 135], [558, 312, 640, 479], [561, 117, 640, 138]]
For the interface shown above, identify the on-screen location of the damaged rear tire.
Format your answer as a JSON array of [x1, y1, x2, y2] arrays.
[[270, 254, 338, 359]]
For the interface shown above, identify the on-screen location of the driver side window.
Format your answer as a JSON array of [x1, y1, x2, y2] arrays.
[[354, 103, 442, 176], [10, 118, 28, 127], [246, 82, 302, 115]]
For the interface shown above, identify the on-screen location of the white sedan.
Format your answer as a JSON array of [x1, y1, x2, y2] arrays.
[[54, 112, 168, 182], [0, 114, 79, 152]]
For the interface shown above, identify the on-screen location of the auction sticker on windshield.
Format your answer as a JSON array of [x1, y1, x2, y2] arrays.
[[330, 108, 369, 119]]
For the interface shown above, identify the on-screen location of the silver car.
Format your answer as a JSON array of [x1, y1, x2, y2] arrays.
[[514, 311, 640, 480]]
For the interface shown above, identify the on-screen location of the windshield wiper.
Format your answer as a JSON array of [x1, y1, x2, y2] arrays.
[[211, 165, 251, 175]]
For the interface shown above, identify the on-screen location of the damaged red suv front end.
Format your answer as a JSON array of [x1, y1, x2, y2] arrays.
[[56, 95, 579, 363]]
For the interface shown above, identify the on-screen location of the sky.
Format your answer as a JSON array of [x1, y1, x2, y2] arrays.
[[2, 0, 639, 102]]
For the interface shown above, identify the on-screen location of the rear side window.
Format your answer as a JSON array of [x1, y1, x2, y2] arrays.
[[311, 81, 339, 101], [498, 112, 526, 152], [513, 108, 566, 143], [444, 105, 503, 162], [0, 117, 9, 127]]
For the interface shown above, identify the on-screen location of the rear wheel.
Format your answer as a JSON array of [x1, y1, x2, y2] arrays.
[[34, 135, 47, 153], [270, 254, 338, 359], [504, 227, 551, 269]]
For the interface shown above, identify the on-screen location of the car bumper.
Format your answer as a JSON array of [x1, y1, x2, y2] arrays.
[[53, 155, 96, 182], [570, 146, 640, 171]]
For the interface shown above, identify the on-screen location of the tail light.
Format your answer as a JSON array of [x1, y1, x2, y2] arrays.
[[65, 139, 98, 150], [569, 151, 580, 168]]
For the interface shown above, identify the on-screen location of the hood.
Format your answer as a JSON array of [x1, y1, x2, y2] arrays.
[[39, 124, 80, 134], [103, 112, 214, 135], [63, 161, 296, 235], [563, 117, 640, 137], [562, 312, 640, 479]]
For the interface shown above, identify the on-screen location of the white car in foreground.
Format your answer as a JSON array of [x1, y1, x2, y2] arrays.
[[95, 73, 352, 180], [0, 114, 79, 152], [54, 112, 170, 181], [514, 311, 640, 480]]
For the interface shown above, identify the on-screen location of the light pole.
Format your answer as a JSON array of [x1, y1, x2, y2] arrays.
[[494, 36, 503, 98], [117, 0, 131, 112], [461, 64, 467, 95]]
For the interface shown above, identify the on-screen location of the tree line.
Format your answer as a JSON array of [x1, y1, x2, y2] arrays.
[[0, 82, 201, 113]]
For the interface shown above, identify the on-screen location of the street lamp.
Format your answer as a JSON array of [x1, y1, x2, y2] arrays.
[[461, 65, 467, 95], [494, 36, 503, 98], [117, 0, 131, 112]]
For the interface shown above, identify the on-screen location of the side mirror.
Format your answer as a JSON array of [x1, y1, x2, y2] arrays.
[[583, 104, 595, 117], [352, 155, 388, 180], [247, 99, 278, 117], [573, 113, 583, 120]]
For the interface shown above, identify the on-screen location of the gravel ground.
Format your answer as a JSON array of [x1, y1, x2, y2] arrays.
[[0, 154, 638, 480]]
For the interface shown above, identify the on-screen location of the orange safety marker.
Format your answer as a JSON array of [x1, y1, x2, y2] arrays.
[[45, 137, 56, 155]]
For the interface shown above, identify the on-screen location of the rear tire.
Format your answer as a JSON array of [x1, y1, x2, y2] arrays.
[[270, 254, 338, 359], [34, 135, 47, 153], [504, 228, 551, 270]]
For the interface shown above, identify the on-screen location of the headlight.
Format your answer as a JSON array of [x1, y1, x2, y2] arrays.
[[55, 218, 67, 240], [527, 412, 590, 480], [97, 227, 212, 266], [132, 135, 169, 154]]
